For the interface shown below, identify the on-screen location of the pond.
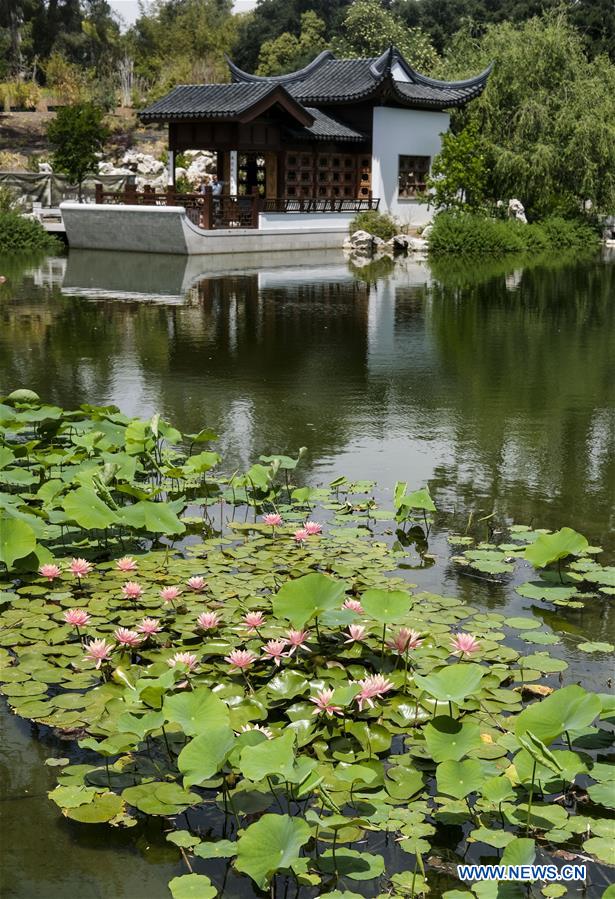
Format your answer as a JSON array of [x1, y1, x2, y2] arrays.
[[0, 247, 613, 899]]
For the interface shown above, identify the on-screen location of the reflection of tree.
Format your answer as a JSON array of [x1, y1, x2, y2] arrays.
[[425, 258, 615, 544], [0, 280, 122, 401]]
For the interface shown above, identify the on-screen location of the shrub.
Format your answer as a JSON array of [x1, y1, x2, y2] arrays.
[[350, 210, 398, 241], [0, 211, 62, 254], [428, 212, 598, 256]]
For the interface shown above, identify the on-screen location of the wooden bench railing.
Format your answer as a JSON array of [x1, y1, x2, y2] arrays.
[[94, 184, 379, 230]]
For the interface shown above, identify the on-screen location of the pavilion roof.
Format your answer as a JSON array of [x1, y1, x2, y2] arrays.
[[227, 46, 493, 109], [140, 46, 492, 126]]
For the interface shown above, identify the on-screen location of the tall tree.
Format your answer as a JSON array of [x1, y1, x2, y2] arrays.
[[439, 12, 615, 214], [334, 0, 437, 70], [256, 10, 327, 75], [232, 0, 352, 72], [47, 102, 109, 200]]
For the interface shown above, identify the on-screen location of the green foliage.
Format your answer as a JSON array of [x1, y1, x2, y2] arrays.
[[350, 210, 398, 240], [427, 121, 488, 211], [334, 0, 438, 71], [257, 11, 326, 76], [0, 211, 62, 254], [438, 13, 615, 215], [231, 0, 351, 73], [47, 102, 109, 200], [428, 212, 598, 256], [127, 0, 236, 96]]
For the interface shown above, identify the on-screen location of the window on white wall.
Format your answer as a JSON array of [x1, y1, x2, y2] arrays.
[[398, 155, 430, 198]]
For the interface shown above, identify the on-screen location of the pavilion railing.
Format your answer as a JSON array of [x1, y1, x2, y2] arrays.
[[94, 184, 379, 230]]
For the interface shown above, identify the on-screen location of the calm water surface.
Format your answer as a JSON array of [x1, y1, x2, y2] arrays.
[[0, 248, 613, 898]]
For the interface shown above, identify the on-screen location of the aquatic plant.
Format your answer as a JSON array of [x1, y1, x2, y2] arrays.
[[0, 394, 613, 898]]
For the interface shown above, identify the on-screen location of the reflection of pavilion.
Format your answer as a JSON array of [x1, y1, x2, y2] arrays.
[[58, 249, 352, 302]]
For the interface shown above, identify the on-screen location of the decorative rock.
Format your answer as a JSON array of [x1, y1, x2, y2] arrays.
[[38, 162, 53, 174], [407, 237, 428, 253], [508, 198, 528, 224], [346, 229, 376, 255]]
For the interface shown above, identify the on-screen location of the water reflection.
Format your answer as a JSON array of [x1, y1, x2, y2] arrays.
[[1, 246, 614, 897], [0, 248, 613, 547]]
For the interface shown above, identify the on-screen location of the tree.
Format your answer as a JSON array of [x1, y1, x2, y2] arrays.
[[334, 0, 437, 71], [426, 122, 488, 211], [47, 103, 109, 201], [438, 12, 615, 215], [127, 0, 236, 91], [256, 11, 326, 75], [232, 0, 352, 73]]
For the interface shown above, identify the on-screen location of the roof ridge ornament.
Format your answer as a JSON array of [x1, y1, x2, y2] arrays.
[[226, 49, 336, 84]]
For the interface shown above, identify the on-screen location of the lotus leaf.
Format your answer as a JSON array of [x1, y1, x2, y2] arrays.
[[65, 792, 124, 823], [168, 874, 217, 899], [414, 664, 485, 704], [239, 730, 296, 782], [524, 528, 588, 568], [515, 685, 601, 744], [360, 588, 411, 623], [235, 814, 311, 889], [318, 848, 385, 881], [193, 840, 237, 859], [0, 512, 37, 568], [164, 687, 229, 736], [178, 728, 235, 788], [436, 759, 485, 799], [424, 716, 482, 762], [273, 572, 347, 628]]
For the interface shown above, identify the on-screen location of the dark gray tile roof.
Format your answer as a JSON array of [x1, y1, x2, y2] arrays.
[[140, 83, 279, 121], [288, 108, 366, 142], [140, 45, 492, 124], [228, 46, 492, 109]]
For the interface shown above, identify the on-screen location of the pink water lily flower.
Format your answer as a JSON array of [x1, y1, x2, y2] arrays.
[[294, 528, 309, 543], [122, 581, 144, 601], [116, 556, 138, 572], [355, 673, 395, 711], [304, 521, 322, 535], [137, 617, 161, 636], [225, 649, 257, 670], [240, 723, 273, 739], [388, 627, 423, 654], [197, 611, 221, 631], [114, 627, 142, 648], [167, 651, 199, 671], [84, 638, 113, 669], [40, 563, 61, 581], [263, 513, 283, 527], [287, 629, 311, 653], [310, 688, 343, 717], [160, 586, 181, 603], [186, 576, 207, 592], [343, 598, 364, 614], [63, 608, 91, 628], [344, 623, 368, 643], [70, 558, 92, 578], [262, 639, 288, 666], [243, 611, 266, 632], [451, 632, 481, 655]]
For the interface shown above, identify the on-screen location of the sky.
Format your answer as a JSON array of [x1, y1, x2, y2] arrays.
[[108, 0, 258, 29]]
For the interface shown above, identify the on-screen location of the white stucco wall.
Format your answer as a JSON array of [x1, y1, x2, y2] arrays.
[[371, 107, 449, 228]]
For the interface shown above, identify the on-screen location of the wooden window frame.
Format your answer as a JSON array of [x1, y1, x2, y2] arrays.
[[398, 155, 430, 198]]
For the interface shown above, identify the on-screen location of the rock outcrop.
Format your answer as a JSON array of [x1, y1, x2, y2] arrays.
[[344, 230, 428, 262]]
